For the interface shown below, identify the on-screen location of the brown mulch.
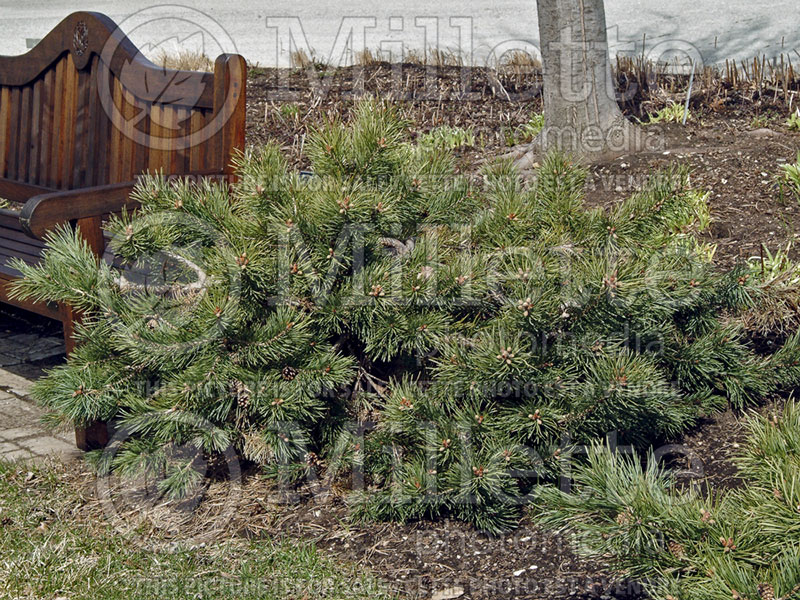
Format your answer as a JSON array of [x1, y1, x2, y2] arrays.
[[242, 493, 631, 600], [583, 117, 800, 269], [245, 63, 545, 169]]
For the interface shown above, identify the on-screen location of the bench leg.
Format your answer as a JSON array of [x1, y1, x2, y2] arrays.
[[64, 310, 112, 450], [61, 303, 78, 355], [65, 216, 111, 451], [75, 420, 111, 451], [63, 307, 112, 451]]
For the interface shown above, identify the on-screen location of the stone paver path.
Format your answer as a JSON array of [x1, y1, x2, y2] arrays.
[[0, 368, 80, 463], [0, 331, 64, 369]]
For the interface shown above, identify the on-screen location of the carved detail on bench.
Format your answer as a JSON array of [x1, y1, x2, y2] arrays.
[[73, 20, 89, 57]]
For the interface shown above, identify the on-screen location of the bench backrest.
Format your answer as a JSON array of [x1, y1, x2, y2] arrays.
[[0, 11, 246, 201]]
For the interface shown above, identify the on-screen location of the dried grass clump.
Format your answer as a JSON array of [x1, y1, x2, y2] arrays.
[[741, 243, 800, 337], [154, 48, 213, 72], [289, 48, 331, 70]]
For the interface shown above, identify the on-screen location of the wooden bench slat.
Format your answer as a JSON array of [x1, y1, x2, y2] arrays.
[[0, 208, 24, 229], [6, 87, 20, 180], [19, 85, 32, 182], [61, 52, 78, 189], [30, 76, 42, 185], [37, 70, 54, 187], [50, 55, 66, 189], [0, 87, 9, 174], [0, 225, 46, 248], [0, 265, 64, 320]]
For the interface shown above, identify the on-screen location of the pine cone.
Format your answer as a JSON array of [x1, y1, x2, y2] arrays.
[[282, 366, 299, 381], [667, 540, 685, 559], [758, 583, 775, 600], [231, 380, 251, 408]]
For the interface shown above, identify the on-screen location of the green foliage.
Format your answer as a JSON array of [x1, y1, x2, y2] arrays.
[[12, 98, 800, 534], [743, 243, 800, 336], [503, 113, 544, 146], [515, 112, 545, 143], [646, 101, 690, 124], [418, 125, 475, 150], [532, 400, 800, 600], [280, 103, 300, 119], [750, 114, 773, 129], [785, 109, 800, 131], [779, 152, 800, 201]]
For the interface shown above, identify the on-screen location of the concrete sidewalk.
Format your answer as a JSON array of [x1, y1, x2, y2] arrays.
[[0, 368, 81, 463], [0, 1, 797, 68]]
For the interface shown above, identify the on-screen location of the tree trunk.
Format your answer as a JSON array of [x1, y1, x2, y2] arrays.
[[518, 0, 641, 164]]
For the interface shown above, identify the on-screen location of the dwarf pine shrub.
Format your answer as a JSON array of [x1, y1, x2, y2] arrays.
[[532, 397, 800, 600], [11, 98, 800, 532]]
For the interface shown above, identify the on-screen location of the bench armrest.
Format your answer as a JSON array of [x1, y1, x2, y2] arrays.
[[19, 169, 230, 240], [20, 181, 138, 240]]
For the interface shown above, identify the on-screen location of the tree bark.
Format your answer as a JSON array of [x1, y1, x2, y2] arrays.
[[517, 0, 641, 165]]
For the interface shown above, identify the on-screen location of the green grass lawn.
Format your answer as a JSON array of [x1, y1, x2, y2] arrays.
[[0, 460, 394, 600]]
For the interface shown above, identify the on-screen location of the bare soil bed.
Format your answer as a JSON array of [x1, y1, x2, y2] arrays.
[[245, 63, 800, 269]]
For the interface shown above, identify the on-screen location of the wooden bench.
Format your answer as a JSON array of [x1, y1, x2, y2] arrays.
[[0, 12, 246, 447]]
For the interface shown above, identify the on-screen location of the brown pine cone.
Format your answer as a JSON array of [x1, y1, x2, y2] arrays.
[[667, 540, 685, 559], [231, 380, 251, 408], [758, 583, 775, 600]]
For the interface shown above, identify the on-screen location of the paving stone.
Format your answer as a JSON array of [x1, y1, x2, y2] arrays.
[[53, 431, 76, 445], [23, 436, 80, 459], [0, 426, 39, 441], [0, 396, 39, 416], [0, 441, 20, 454], [0, 340, 24, 353], [9, 404, 39, 419], [29, 347, 65, 362], [0, 368, 34, 396], [0, 314, 77, 465], [1, 448, 35, 462], [0, 353, 21, 367], [0, 333, 64, 365], [21, 336, 65, 361], [7, 333, 40, 343]]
